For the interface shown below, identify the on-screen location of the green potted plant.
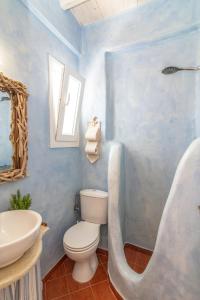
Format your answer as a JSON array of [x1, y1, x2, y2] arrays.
[[9, 189, 32, 210]]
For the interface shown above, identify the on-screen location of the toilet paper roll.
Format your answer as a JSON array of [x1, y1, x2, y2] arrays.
[[85, 126, 100, 141], [85, 141, 98, 155]]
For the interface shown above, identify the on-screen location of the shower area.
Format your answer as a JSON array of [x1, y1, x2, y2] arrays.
[[105, 31, 197, 250], [80, 0, 200, 298], [104, 28, 200, 300]]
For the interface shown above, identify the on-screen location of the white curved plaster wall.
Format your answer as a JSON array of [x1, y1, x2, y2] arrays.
[[108, 140, 200, 300]]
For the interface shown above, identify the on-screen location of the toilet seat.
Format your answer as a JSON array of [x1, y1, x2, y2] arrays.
[[63, 221, 100, 252], [64, 237, 99, 253]]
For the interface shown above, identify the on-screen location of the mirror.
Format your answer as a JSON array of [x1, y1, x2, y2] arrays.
[[0, 72, 28, 183], [0, 91, 12, 171]]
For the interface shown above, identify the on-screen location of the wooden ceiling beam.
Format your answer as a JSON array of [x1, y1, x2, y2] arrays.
[[59, 0, 89, 10]]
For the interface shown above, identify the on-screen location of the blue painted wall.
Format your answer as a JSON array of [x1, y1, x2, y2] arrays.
[[80, 0, 200, 249], [0, 0, 82, 276], [0, 0, 200, 277], [21, 0, 82, 53]]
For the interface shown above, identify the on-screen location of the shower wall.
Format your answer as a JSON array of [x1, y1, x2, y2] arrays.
[[80, 0, 200, 249], [106, 34, 198, 248]]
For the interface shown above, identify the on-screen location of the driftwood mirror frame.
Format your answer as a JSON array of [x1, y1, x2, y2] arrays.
[[0, 72, 28, 183]]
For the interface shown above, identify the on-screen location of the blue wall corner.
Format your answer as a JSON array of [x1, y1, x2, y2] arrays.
[[0, 0, 82, 276]]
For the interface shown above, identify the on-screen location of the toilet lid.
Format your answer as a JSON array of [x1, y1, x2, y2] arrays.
[[64, 236, 99, 252], [63, 221, 100, 250]]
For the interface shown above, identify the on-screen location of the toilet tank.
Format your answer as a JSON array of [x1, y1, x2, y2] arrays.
[[80, 189, 108, 224]]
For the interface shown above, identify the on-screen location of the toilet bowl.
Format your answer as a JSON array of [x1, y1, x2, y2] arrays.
[[63, 189, 108, 283], [64, 221, 100, 282]]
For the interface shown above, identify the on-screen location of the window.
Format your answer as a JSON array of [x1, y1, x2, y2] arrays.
[[48, 55, 84, 148]]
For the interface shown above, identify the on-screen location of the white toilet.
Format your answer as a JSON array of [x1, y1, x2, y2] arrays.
[[63, 189, 108, 283]]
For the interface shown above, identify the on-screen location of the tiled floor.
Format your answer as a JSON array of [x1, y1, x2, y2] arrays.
[[124, 244, 152, 274], [43, 245, 152, 300]]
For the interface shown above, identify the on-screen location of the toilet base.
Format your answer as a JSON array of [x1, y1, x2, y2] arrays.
[[72, 253, 98, 283]]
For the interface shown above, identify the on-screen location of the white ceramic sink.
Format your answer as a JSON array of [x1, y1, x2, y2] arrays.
[[0, 210, 42, 268]]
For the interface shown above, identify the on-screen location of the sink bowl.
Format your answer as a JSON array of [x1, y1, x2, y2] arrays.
[[0, 210, 42, 268]]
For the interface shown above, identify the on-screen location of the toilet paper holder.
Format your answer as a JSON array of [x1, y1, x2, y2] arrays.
[[85, 117, 101, 164]]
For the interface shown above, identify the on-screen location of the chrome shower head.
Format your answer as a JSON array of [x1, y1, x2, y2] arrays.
[[162, 66, 181, 74], [162, 65, 200, 75]]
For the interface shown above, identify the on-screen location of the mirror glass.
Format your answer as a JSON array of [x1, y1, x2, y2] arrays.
[[0, 91, 12, 171]]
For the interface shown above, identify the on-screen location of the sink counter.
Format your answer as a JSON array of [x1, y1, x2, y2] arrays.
[[0, 225, 48, 289]]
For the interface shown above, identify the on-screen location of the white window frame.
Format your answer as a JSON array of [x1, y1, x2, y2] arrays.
[[48, 55, 84, 148], [56, 68, 85, 145]]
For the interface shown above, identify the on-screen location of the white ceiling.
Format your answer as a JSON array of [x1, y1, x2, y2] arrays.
[[63, 0, 150, 25]]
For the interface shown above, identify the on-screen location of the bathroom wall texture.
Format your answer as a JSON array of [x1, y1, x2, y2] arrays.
[[0, 0, 200, 278], [21, 0, 81, 54], [0, 0, 82, 276], [80, 0, 200, 250]]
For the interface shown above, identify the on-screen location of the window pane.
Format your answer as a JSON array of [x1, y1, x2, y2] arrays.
[[62, 75, 81, 136], [50, 58, 64, 128]]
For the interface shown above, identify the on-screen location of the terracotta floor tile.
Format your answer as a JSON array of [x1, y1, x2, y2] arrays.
[[108, 281, 123, 300], [43, 283, 46, 299], [90, 264, 108, 285], [65, 273, 89, 294], [44, 246, 153, 300], [98, 253, 108, 265], [135, 251, 151, 267], [102, 261, 108, 272], [97, 248, 108, 257], [132, 263, 146, 274], [69, 287, 94, 300], [45, 277, 68, 300], [124, 245, 137, 264], [92, 281, 116, 300], [127, 258, 136, 270], [55, 295, 71, 300], [64, 258, 74, 274], [47, 262, 66, 281]]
